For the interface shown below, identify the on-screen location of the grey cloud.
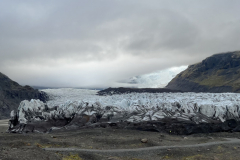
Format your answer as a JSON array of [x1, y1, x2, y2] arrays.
[[125, 10, 199, 55], [0, 0, 240, 87]]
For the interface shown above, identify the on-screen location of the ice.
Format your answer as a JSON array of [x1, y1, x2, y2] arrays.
[[11, 88, 237, 123], [17, 99, 46, 124]]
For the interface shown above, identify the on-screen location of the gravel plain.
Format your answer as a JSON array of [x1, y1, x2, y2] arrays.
[[1, 119, 240, 160]]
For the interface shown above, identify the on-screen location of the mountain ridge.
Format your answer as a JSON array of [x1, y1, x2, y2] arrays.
[[166, 51, 240, 92], [0, 72, 48, 119]]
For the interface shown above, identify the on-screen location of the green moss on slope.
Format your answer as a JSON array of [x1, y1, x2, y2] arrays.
[[166, 51, 240, 92]]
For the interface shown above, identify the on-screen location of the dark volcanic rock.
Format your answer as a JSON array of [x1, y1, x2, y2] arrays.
[[166, 51, 240, 92], [10, 116, 240, 135], [0, 72, 48, 119], [116, 119, 240, 135], [98, 87, 182, 95]]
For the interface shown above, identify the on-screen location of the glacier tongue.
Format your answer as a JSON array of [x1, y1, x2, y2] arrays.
[[41, 89, 240, 122], [7, 88, 240, 134]]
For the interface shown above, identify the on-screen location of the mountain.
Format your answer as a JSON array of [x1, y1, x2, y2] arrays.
[[0, 72, 48, 119], [166, 51, 240, 92]]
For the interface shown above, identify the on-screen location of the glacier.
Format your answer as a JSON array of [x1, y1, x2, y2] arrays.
[[121, 65, 188, 88], [7, 88, 240, 134]]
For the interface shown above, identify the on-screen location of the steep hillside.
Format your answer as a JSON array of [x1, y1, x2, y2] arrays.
[[166, 51, 240, 92], [0, 72, 48, 119]]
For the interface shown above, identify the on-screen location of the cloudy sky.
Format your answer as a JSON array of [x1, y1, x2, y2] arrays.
[[0, 0, 239, 88]]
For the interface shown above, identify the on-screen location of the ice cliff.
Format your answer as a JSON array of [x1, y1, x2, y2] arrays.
[[7, 88, 240, 134]]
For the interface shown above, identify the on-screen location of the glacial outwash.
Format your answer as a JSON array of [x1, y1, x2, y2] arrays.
[[7, 89, 240, 135]]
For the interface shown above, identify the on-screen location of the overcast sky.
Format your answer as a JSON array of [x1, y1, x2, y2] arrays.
[[0, 0, 240, 88]]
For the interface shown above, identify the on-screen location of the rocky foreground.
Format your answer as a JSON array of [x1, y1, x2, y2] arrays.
[[2, 119, 240, 160], [6, 88, 240, 135]]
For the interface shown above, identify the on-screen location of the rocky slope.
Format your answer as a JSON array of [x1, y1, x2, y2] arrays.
[[166, 51, 240, 92], [97, 87, 182, 95], [0, 72, 48, 119]]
